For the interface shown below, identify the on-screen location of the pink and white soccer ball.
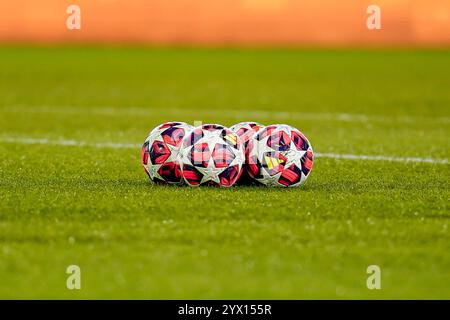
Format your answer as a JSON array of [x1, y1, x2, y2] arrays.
[[178, 124, 245, 187], [230, 121, 265, 148], [230, 121, 265, 183], [246, 124, 314, 187], [141, 121, 193, 184]]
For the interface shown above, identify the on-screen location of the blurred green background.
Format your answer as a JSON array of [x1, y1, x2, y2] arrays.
[[0, 47, 449, 298]]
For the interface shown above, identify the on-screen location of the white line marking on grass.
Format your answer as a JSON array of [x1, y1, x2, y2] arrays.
[[316, 152, 448, 164], [0, 137, 139, 149], [2, 105, 449, 124], [0, 136, 448, 165]]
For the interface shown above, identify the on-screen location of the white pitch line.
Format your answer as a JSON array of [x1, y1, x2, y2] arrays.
[[0, 137, 139, 150], [316, 152, 448, 164], [0, 136, 448, 165]]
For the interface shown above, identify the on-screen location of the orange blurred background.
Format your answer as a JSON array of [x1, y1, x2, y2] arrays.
[[0, 0, 449, 46]]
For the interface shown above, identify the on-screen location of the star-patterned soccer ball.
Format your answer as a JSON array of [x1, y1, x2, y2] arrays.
[[142, 121, 193, 184], [178, 124, 245, 187], [230, 121, 265, 148], [246, 124, 314, 187], [230, 121, 265, 184]]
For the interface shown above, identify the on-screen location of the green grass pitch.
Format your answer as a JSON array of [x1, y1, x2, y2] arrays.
[[0, 47, 449, 299]]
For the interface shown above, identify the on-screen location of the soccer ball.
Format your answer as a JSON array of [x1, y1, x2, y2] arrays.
[[142, 121, 193, 184], [230, 121, 265, 184], [246, 124, 314, 187], [230, 121, 265, 148], [178, 124, 245, 187]]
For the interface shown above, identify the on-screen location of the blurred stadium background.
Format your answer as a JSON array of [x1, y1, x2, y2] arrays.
[[1, 0, 449, 46]]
